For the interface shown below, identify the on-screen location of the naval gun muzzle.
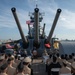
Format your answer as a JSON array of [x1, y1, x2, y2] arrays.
[[11, 7, 29, 49], [45, 9, 62, 46], [33, 7, 40, 48]]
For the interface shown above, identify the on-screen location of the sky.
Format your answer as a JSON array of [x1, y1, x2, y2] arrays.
[[0, 0, 75, 40]]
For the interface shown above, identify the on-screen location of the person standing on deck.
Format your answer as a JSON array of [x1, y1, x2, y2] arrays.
[[32, 47, 37, 59], [46, 54, 52, 72], [15, 55, 21, 66], [59, 59, 71, 75], [0, 55, 4, 67], [0, 54, 5, 73], [23, 57, 32, 75], [0, 63, 8, 75], [71, 58, 75, 75], [17, 62, 24, 75], [6, 58, 16, 75], [11, 55, 17, 68], [48, 56, 61, 75], [42, 49, 49, 64]]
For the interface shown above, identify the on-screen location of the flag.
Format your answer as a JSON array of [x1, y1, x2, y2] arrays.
[[6, 44, 14, 49], [26, 20, 34, 25]]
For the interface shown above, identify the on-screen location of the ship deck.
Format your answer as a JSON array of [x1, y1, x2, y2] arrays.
[[31, 58, 47, 75]]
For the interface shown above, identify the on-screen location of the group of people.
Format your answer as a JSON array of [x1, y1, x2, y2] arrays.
[[45, 53, 75, 75], [1, 47, 75, 75], [0, 53, 33, 75]]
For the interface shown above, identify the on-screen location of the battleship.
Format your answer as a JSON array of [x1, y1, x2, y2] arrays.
[[1, 5, 75, 56], [11, 6, 61, 56], [0, 5, 75, 75]]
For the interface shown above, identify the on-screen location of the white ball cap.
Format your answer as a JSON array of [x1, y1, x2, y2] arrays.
[[0, 56, 4, 60], [23, 57, 31, 63], [11, 55, 14, 58]]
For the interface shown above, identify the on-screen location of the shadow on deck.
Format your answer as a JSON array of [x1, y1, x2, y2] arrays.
[[31, 58, 47, 75]]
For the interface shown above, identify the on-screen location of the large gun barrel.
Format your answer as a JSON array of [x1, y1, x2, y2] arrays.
[[47, 9, 61, 43], [42, 23, 46, 38], [33, 8, 40, 48], [11, 7, 28, 48]]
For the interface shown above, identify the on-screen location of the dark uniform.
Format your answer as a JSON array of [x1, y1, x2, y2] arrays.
[[48, 56, 61, 75]]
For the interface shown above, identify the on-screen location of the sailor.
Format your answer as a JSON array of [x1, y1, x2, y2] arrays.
[[11, 55, 17, 68], [56, 53, 62, 66], [61, 54, 65, 59], [42, 49, 48, 56], [17, 62, 24, 75], [68, 55, 74, 63], [71, 53, 75, 59], [1, 45, 6, 53], [15, 55, 21, 65], [4, 55, 8, 63], [61, 54, 71, 68], [71, 58, 75, 75], [32, 47, 37, 59], [0, 63, 8, 75], [48, 56, 61, 75], [46, 54, 52, 64], [6, 58, 16, 75], [42, 49, 49, 64], [20, 49, 27, 58], [14, 43, 18, 52], [59, 59, 71, 75], [7, 54, 12, 59], [0, 55, 4, 67], [23, 57, 31, 75], [46, 54, 52, 72]]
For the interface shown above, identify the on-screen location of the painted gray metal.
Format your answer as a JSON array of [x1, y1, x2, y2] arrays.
[[47, 9, 61, 43], [34, 8, 39, 43], [11, 7, 28, 44]]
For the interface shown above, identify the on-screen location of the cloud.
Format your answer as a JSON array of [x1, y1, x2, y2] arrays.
[[1, 0, 75, 40], [1, 0, 75, 31], [0, 7, 29, 30], [0, 0, 58, 29], [60, 9, 75, 29]]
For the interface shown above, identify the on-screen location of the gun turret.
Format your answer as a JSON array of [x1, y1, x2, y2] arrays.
[[33, 8, 40, 48], [11, 7, 29, 49], [46, 9, 61, 43]]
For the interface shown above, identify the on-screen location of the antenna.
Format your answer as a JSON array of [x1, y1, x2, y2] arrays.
[[36, 4, 38, 8], [34, 0, 38, 7]]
